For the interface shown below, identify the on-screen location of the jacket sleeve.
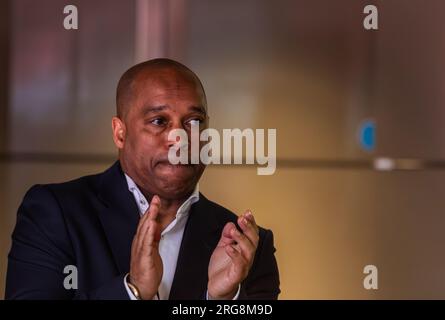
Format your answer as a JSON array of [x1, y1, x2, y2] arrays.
[[5, 184, 129, 300], [238, 228, 281, 300]]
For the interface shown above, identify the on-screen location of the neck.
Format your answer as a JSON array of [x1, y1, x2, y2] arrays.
[[119, 159, 194, 230], [144, 191, 190, 231]]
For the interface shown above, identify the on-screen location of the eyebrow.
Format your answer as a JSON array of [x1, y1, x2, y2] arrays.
[[141, 105, 169, 116], [141, 105, 207, 117], [190, 105, 207, 116]]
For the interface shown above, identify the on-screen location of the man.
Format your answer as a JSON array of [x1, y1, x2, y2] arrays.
[[5, 58, 280, 300]]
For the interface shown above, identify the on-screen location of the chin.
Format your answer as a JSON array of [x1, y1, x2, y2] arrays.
[[157, 182, 196, 200], [154, 167, 200, 198]]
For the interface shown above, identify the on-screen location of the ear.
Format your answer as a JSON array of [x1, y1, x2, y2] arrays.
[[112, 116, 126, 149]]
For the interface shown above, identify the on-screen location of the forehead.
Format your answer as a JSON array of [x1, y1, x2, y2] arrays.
[[133, 68, 205, 105]]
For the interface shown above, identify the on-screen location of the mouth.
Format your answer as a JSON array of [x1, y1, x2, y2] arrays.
[[155, 160, 195, 172]]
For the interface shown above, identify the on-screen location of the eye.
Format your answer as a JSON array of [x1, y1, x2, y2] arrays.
[[187, 119, 202, 127], [150, 117, 167, 126]]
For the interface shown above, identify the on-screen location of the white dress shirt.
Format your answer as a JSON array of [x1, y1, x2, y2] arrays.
[[123, 173, 240, 300]]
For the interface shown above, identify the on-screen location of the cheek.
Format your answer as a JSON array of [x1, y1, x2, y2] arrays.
[[127, 128, 164, 160], [127, 126, 151, 148], [122, 131, 145, 162]]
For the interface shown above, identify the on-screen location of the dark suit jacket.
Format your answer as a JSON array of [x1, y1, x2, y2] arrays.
[[5, 161, 280, 299]]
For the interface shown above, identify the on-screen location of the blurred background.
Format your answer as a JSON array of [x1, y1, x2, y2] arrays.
[[1, 0, 445, 299]]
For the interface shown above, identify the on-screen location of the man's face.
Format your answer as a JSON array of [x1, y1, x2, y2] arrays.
[[115, 68, 208, 200]]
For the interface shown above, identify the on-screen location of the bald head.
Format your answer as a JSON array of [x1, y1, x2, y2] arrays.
[[116, 58, 207, 119], [112, 58, 208, 201]]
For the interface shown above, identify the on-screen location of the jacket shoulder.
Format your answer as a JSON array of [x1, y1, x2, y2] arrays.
[[44, 170, 102, 195]]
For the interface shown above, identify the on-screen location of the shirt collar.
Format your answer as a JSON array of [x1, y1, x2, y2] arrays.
[[124, 173, 200, 218]]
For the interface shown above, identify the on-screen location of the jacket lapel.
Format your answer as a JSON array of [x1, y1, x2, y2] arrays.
[[96, 162, 222, 298], [169, 195, 222, 299], [96, 161, 140, 274]]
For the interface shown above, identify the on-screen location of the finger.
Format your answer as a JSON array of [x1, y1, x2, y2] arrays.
[[134, 208, 150, 246], [216, 222, 237, 247], [244, 210, 259, 233], [231, 227, 256, 262], [131, 234, 137, 260], [225, 244, 247, 275], [222, 222, 235, 238], [134, 217, 148, 253], [135, 195, 161, 250], [238, 210, 259, 247], [134, 196, 156, 241], [147, 195, 161, 221], [140, 220, 161, 255]]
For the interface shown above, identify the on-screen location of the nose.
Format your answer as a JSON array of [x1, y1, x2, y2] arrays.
[[166, 120, 188, 150]]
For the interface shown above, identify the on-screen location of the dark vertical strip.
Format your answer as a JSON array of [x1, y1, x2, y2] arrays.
[[68, 0, 80, 128], [0, 0, 11, 152]]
